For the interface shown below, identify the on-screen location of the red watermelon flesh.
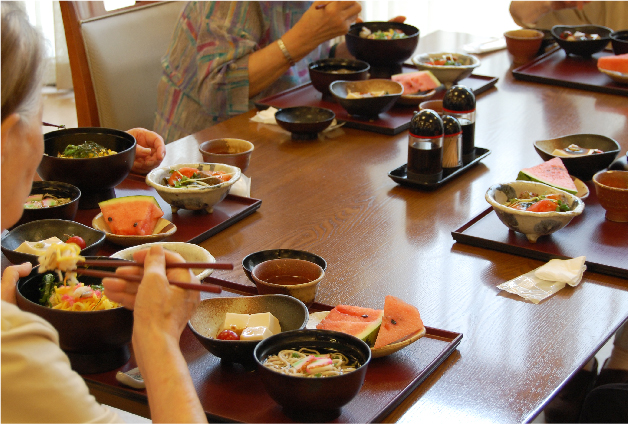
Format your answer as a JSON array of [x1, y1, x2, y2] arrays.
[[99, 195, 164, 236], [392, 70, 441, 95], [517, 157, 578, 195], [317, 305, 383, 347], [373, 296, 424, 349], [598, 53, 628, 74]]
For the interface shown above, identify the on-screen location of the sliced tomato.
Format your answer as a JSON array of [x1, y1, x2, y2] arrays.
[[66, 236, 86, 250], [167, 167, 199, 186], [527, 199, 558, 212]]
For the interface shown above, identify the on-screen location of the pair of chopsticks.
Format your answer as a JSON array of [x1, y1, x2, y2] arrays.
[[75, 260, 234, 294]]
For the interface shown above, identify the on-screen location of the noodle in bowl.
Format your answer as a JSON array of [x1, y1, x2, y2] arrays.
[[254, 329, 371, 413]]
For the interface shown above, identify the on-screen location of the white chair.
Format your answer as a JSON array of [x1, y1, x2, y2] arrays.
[[60, 1, 184, 130]]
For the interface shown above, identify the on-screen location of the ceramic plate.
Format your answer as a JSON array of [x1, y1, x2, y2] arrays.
[[306, 311, 426, 358], [111, 242, 215, 280], [598, 68, 628, 84], [572, 176, 589, 199], [92, 213, 177, 247]]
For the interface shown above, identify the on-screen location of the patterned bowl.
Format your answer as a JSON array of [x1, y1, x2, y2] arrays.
[[145, 163, 240, 214], [485, 181, 585, 243]]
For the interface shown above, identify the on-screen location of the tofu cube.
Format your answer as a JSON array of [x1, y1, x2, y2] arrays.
[[246, 312, 281, 335], [240, 326, 274, 341], [221, 313, 250, 335]]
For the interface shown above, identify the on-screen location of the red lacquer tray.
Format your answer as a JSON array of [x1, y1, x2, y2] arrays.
[[257, 69, 498, 135], [451, 182, 628, 279], [73, 173, 261, 256], [83, 283, 463, 423], [512, 47, 628, 96]]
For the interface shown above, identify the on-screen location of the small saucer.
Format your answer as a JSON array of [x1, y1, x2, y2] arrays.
[[389, 147, 491, 190]]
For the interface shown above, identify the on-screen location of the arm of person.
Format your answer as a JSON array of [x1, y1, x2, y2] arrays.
[[247, 1, 361, 97], [127, 128, 165, 175], [103, 246, 206, 423], [509, 1, 589, 28]]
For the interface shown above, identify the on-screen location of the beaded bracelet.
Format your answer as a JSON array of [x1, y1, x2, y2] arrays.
[[277, 38, 296, 66]]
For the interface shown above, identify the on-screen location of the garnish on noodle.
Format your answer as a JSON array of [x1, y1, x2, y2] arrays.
[[263, 348, 360, 378]]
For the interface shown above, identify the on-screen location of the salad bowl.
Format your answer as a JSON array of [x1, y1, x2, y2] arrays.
[[413, 52, 480, 88], [486, 181, 584, 242]]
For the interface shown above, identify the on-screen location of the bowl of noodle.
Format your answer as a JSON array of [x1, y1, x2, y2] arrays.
[[254, 329, 371, 418], [16, 256, 133, 374]]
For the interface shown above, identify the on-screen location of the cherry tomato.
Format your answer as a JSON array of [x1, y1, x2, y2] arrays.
[[66, 236, 86, 250], [216, 330, 240, 340], [527, 199, 558, 212]]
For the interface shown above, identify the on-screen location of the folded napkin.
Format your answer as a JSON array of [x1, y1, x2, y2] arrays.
[[251, 107, 345, 140], [230, 174, 251, 198], [497, 256, 586, 304]]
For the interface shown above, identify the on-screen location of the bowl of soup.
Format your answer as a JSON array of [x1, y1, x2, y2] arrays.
[[551, 25, 612, 56], [251, 258, 324, 306], [254, 329, 371, 418], [308, 58, 370, 96]]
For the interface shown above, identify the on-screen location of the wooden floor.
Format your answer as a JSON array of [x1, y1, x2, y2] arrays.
[[39, 86, 616, 424]]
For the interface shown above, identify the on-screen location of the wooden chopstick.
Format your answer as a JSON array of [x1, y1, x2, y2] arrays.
[[79, 259, 234, 270], [75, 268, 223, 294]]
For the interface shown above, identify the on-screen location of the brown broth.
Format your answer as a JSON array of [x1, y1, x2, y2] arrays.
[[265, 275, 312, 286]]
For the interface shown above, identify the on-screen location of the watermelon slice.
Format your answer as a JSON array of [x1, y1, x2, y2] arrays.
[[517, 157, 578, 195], [373, 296, 424, 349], [598, 53, 628, 74], [99, 195, 164, 236], [392, 70, 441, 95], [317, 305, 383, 347]]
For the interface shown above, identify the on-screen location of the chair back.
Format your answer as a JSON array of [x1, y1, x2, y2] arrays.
[[60, 1, 184, 130]]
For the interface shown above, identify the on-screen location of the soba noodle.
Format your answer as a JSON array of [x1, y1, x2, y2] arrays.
[[263, 348, 359, 377], [38, 242, 84, 286]]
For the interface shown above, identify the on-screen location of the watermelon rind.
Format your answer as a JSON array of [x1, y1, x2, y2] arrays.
[[517, 158, 578, 195]]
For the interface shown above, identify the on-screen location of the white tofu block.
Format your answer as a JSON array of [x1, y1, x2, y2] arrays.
[[247, 312, 281, 335], [240, 326, 274, 341], [222, 313, 249, 333]]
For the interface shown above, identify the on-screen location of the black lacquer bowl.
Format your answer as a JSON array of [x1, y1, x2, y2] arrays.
[[275, 106, 335, 140], [16, 258, 133, 374], [38, 128, 136, 209], [1, 219, 105, 266], [12, 181, 81, 228], [242, 249, 327, 284], [345, 21, 419, 66], [254, 329, 371, 418], [308, 58, 370, 96], [534, 134, 620, 181], [551, 25, 612, 57]]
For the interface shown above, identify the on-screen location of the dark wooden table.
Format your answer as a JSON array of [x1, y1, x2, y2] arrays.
[[8, 31, 628, 422]]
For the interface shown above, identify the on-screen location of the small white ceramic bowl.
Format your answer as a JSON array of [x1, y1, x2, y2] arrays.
[[485, 181, 585, 243], [412, 52, 480, 88], [111, 241, 216, 280], [145, 163, 241, 214]]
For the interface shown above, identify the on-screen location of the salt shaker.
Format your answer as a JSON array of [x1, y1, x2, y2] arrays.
[[442, 115, 462, 169], [443, 85, 476, 162], [408, 109, 444, 183]]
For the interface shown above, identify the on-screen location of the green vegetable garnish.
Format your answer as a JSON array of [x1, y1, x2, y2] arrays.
[[39, 273, 60, 306]]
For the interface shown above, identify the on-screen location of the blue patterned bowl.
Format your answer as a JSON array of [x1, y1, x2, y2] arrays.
[[485, 181, 584, 243]]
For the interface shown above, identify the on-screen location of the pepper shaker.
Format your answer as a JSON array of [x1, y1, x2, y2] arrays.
[[443, 85, 476, 163], [407, 109, 444, 183]]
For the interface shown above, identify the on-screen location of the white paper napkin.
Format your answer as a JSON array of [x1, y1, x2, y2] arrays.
[[229, 174, 251, 198], [497, 256, 587, 304]]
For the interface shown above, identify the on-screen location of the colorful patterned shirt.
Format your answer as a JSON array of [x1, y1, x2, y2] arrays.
[[154, 1, 329, 143]]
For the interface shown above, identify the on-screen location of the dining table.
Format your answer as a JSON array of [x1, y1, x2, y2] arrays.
[[5, 30, 628, 423]]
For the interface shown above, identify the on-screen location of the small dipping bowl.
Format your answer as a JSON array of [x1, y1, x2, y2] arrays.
[[504, 29, 545, 64], [251, 258, 324, 306], [610, 30, 628, 55], [592, 170, 628, 222], [199, 138, 254, 173], [274, 106, 335, 140], [308, 58, 370, 97]]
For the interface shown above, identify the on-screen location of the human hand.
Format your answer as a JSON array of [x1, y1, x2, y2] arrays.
[[127, 128, 166, 175], [291, 1, 361, 50], [102, 245, 200, 340], [355, 15, 406, 24], [550, 1, 589, 11], [1, 262, 32, 304]]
